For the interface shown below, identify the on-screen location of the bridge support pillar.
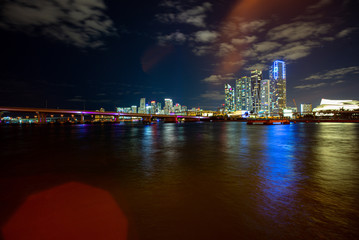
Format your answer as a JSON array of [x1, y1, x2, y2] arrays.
[[80, 114, 85, 124], [164, 117, 177, 123], [115, 115, 121, 123], [36, 112, 47, 124], [0, 111, 4, 124], [142, 116, 152, 124]]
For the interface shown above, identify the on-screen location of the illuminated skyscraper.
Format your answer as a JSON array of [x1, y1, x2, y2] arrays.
[[251, 70, 262, 114], [225, 84, 235, 112], [156, 102, 161, 113], [235, 76, 252, 111], [174, 103, 181, 113], [150, 101, 156, 114], [139, 98, 146, 113], [260, 79, 271, 115], [270, 60, 286, 115], [131, 105, 137, 113], [164, 98, 173, 114]]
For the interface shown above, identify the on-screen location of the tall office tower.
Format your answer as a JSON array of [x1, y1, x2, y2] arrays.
[[131, 105, 137, 113], [145, 105, 151, 114], [235, 76, 252, 111], [270, 60, 286, 115], [139, 98, 146, 113], [150, 101, 156, 114], [156, 102, 162, 113], [251, 70, 262, 114], [164, 98, 173, 114], [174, 103, 182, 113], [260, 79, 271, 115], [224, 84, 235, 112]]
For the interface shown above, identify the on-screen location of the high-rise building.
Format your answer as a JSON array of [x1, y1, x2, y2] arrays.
[[131, 105, 137, 113], [150, 101, 156, 114], [225, 84, 235, 112], [139, 98, 146, 113], [156, 102, 162, 113], [270, 60, 286, 115], [260, 79, 271, 115], [251, 70, 262, 114], [301, 103, 312, 114], [235, 76, 252, 111], [164, 98, 173, 114], [174, 103, 182, 113]]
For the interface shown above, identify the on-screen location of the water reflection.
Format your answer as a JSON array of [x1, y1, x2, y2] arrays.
[[309, 123, 359, 237], [259, 125, 299, 223]]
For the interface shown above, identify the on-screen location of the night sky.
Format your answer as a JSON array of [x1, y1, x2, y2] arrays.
[[1, 0, 358, 111]]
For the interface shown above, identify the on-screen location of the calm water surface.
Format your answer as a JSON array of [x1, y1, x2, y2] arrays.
[[1, 122, 359, 239]]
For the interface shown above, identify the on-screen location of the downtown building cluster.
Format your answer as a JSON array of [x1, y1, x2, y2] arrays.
[[225, 60, 286, 117], [117, 98, 189, 115]]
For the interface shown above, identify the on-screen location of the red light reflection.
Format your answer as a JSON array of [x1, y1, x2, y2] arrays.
[[2, 182, 127, 240]]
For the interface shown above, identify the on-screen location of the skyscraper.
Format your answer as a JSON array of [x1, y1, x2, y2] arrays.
[[164, 98, 173, 114], [260, 79, 271, 116], [251, 70, 262, 114], [131, 105, 137, 113], [139, 98, 146, 113], [150, 101, 156, 114], [235, 76, 252, 111], [270, 60, 286, 115], [225, 84, 235, 112]]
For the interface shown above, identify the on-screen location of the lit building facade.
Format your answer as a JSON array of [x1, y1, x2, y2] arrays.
[[300, 104, 312, 114], [270, 60, 286, 115], [313, 99, 359, 111], [235, 76, 252, 111], [131, 105, 137, 113], [174, 103, 181, 113], [139, 98, 146, 113], [225, 83, 235, 112], [251, 70, 262, 114], [164, 98, 173, 114], [150, 101, 156, 114], [260, 79, 271, 115]]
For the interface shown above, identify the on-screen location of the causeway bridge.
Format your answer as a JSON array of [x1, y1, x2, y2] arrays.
[[0, 106, 209, 124]]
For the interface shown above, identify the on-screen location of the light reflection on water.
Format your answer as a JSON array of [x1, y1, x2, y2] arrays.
[[0, 122, 358, 239]]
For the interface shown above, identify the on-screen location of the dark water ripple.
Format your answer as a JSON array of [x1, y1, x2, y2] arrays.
[[0, 122, 358, 239]]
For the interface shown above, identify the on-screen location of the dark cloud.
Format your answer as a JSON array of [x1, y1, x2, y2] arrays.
[[0, 0, 117, 48], [156, 1, 212, 28]]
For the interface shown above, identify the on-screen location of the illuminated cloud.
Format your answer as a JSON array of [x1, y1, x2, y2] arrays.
[[244, 63, 267, 71], [268, 21, 330, 42], [231, 36, 257, 45], [192, 45, 214, 56], [200, 90, 225, 100], [202, 74, 236, 85], [156, 2, 212, 27], [157, 31, 187, 45], [253, 41, 281, 52], [307, 0, 332, 11], [305, 66, 359, 80], [0, 0, 116, 48], [294, 83, 326, 89], [336, 28, 357, 38], [217, 43, 236, 57], [239, 20, 267, 33], [259, 41, 319, 61], [193, 30, 219, 43]]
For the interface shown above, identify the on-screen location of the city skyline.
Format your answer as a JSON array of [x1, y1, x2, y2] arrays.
[[0, 0, 358, 110]]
